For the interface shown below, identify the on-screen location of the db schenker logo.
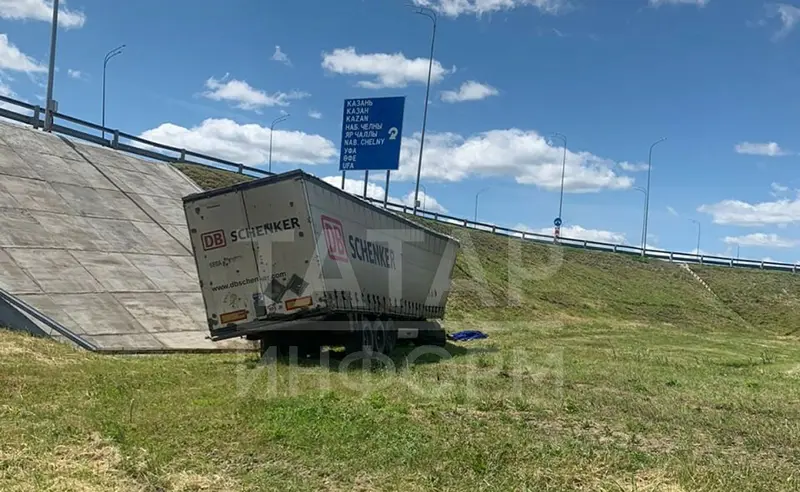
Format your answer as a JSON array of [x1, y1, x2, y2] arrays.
[[201, 230, 226, 251], [321, 215, 348, 262]]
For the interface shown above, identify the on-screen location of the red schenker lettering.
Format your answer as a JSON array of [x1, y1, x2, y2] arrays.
[[201, 230, 226, 251], [321, 215, 348, 262]]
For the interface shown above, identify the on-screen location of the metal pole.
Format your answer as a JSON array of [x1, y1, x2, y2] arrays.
[[411, 7, 437, 216], [363, 170, 369, 198], [269, 114, 289, 174], [383, 170, 391, 207], [737, 245, 740, 259], [550, 133, 567, 221], [341, 171, 346, 190], [691, 219, 701, 255], [474, 187, 488, 222], [633, 187, 647, 251], [642, 137, 667, 255], [44, 0, 60, 132], [102, 45, 125, 140]]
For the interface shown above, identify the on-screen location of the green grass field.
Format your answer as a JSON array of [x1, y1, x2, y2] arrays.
[[1, 164, 799, 491]]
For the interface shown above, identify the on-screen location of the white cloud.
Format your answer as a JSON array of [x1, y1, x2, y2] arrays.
[[139, 118, 336, 166], [618, 161, 649, 172], [770, 182, 789, 197], [515, 223, 626, 243], [649, 0, 709, 6], [734, 141, 788, 156], [271, 45, 291, 66], [321, 47, 453, 89], [0, 34, 46, 73], [767, 3, 800, 39], [441, 81, 498, 103], [412, 0, 570, 17], [698, 197, 800, 226], [667, 206, 678, 216], [320, 176, 447, 212], [394, 129, 633, 192], [308, 110, 322, 119], [723, 233, 798, 248], [67, 68, 83, 79], [0, 0, 85, 28], [201, 75, 309, 111]]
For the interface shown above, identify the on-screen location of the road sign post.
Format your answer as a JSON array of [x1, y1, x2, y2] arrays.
[[339, 97, 406, 176]]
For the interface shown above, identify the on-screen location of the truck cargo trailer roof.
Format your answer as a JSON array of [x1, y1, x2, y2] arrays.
[[182, 168, 458, 245]]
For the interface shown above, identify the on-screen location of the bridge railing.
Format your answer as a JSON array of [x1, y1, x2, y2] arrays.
[[0, 94, 795, 274]]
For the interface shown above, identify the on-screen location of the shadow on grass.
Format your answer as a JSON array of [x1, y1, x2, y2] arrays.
[[224, 342, 499, 372]]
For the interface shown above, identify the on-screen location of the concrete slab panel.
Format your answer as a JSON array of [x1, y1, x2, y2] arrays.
[[86, 218, 162, 254], [52, 184, 150, 222], [114, 292, 199, 333], [72, 144, 141, 173], [131, 222, 190, 256], [102, 165, 166, 197], [15, 150, 90, 187], [0, 248, 41, 293], [0, 187, 20, 208], [0, 146, 40, 179], [0, 126, 82, 161], [83, 333, 164, 351], [163, 224, 192, 251], [50, 293, 147, 336], [72, 251, 158, 292], [0, 208, 58, 248], [152, 330, 215, 350], [1, 175, 75, 214], [169, 255, 199, 281], [151, 165, 200, 197], [167, 292, 208, 327], [17, 294, 85, 335], [129, 193, 186, 226], [125, 254, 199, 292], [31, 212, 112, 251], [7, 249, 102, 294]]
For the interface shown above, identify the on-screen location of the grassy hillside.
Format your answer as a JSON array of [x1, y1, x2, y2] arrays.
[[693, 265, 800, 335], [3, 163, 790, 490], [174, 163, 255, 190]]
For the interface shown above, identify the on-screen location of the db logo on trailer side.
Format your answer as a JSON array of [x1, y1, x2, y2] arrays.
[[201, 230, 226, 251], [321, 215, 348, 262]]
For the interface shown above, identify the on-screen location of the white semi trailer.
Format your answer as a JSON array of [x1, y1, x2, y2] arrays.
[[182, 170, 460, 356]]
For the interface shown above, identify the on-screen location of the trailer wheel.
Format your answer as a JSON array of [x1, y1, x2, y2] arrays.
[[372, 317, 387, 355], [383, 318, 397, 355]]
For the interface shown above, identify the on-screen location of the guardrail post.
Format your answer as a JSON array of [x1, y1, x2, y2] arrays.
[[583, 241, 588, 248], [32, 106, 41, 129], [521, 232, 527, 240], [699, 255, 703, 265], [668, 252, 673, 262], [491, 226, 496, 233], [112, 130, 119, 149], [760, 261, 764, 270], [434, 213, 438, 220], [179, 149, 186, 163], [794, 265, 797, 274], [613, 245, 617, 253], [463, 220, 468, 227], [237, 164, 244, 174]]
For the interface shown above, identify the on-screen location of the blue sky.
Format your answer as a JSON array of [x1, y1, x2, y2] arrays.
[[1, 0, 800, 261]]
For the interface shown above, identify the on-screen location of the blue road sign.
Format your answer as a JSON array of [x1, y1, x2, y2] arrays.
[[339, 96, 405, 171], [554, 217, 563, 227]]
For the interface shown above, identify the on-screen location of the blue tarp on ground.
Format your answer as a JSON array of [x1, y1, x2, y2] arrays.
[[447, 330, 488, 342]]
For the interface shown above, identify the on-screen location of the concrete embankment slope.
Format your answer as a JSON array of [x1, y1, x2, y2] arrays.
[[0, 122, 248, 351]]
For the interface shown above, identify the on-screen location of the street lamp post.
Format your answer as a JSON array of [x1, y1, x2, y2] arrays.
[[269, 114, 290, 174], [642, 137, 667, 255], [690, 219, 701, 257], [633, 186, 647, 250], [550, 133, 568, 222], [411, 5, 437, 216], [43, 0, 60, 132], [102, 44, 125, 140], [418, 184, 427, 210], [474, 187, 489, 222]]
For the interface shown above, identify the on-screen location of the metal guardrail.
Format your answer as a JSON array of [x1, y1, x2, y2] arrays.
[[0, 94, 796, 274]]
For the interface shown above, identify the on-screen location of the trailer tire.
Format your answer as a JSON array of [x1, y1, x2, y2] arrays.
[[415, 322, 447, 348], [383, 318, 397, 355]]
